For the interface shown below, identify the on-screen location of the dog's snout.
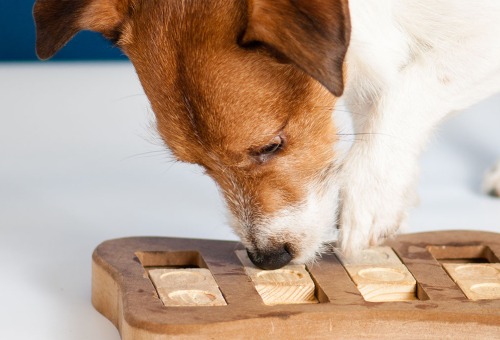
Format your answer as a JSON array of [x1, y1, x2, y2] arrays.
[[246, 244, 292, 270]]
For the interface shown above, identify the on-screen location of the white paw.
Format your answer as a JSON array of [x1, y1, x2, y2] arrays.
[[483, 161, 500, 197], [336, 147, 419, 257]]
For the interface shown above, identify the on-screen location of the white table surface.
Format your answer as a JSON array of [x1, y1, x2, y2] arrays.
[[0, 62, 498, 339]]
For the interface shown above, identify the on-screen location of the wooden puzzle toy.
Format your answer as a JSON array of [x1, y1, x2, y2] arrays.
[[92, 231, 500, 339]]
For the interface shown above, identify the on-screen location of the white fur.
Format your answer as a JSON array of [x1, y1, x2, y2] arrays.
[[227, 169, 340, 264], [338, 0, 500, 256], [483, 161, 500, 197]]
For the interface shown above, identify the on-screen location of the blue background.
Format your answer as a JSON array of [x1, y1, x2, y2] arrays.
[[0, 0, 126, 61]]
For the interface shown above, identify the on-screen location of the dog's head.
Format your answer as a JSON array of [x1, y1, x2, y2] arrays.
[[34, 0, 350, 269]]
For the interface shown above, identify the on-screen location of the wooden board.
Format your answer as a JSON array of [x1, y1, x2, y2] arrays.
[[91, 231, 500, 339]]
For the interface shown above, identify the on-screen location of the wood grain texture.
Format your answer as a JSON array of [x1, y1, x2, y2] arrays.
[[91, 231, 500, 339], [344, 264, 417, 302], [148, 268, 226, 306], [443, 263, 500, 300], [235, 250, 317, 305], [339, 246, 402, 265], [340, 246, 417, 301]]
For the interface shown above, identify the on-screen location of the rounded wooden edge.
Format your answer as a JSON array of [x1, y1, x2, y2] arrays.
[[91, 231, 500, 338]]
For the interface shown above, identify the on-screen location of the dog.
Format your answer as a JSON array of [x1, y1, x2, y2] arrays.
[[34, 0, 500, 269]]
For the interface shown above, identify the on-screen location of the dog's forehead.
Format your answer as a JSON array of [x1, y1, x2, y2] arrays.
[[123, 2, 308, 157], [126, 0, 245, 49], [123, 0, 334, 167]]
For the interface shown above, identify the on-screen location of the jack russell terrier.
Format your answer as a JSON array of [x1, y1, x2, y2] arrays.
[[34, 0, 500, 269]]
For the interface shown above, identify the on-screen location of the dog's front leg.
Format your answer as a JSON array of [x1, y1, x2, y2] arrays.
[[337, 71, 450, 256]]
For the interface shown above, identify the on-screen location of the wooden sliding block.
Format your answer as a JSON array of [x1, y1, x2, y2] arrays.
[[235, 250, 317, 305], [442, 263, 500, 300], [148, 268, 226, 306], [340, 247, 416, 302], [345, 264, 417, 302], [340, 246, 402, 266]]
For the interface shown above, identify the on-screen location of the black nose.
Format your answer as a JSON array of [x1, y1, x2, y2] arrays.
[[246, 245, 292, 270]]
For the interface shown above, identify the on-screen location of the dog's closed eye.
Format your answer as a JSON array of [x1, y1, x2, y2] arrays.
[[251, 135, 285, 164]]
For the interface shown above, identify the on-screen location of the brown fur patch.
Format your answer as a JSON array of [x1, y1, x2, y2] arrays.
[[120, 0, 338, 221]]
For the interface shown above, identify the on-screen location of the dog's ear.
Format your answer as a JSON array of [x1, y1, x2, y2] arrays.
[[242, 0, 351, 96], [33, 0, 130, 60]]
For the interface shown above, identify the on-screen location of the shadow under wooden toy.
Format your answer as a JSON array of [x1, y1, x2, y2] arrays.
[[92, 231, 500, 339]]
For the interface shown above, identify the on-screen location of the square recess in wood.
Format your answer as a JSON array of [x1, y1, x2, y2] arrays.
[[428, 245, 500, 300], [427, 245, 499, 264], [136, 251, 227, 307]]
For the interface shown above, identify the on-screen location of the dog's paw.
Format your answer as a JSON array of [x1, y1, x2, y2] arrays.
[[336, 148, 419, 257], [483, 161, 500, 197]]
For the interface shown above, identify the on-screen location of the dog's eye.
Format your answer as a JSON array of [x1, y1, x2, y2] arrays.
[[260, 138, 282, 154], [251, 135, 285, 163]]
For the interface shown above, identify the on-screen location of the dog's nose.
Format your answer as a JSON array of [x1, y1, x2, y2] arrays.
[[246, 245, 292, 270]]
